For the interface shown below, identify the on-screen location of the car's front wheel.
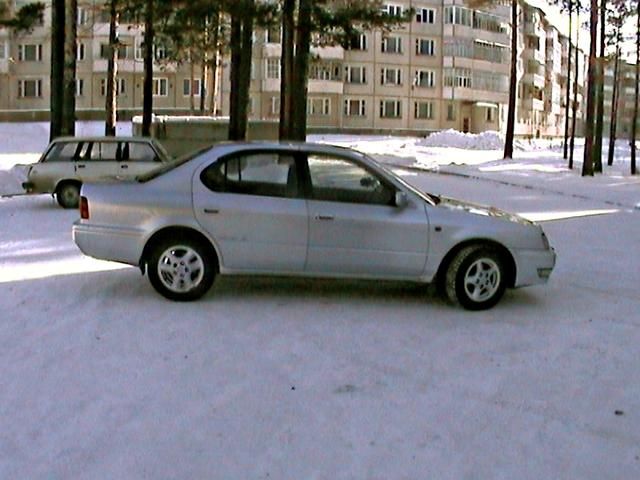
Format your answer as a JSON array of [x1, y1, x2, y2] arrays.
[[56, 182, 81, 209], [445, 245, 506, 310], [147, 237, 216, 301]]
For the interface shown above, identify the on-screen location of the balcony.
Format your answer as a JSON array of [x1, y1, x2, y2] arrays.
[[522, 97, 544, 111], [308, 79, 343, 94], [524, 72, 546, 89]]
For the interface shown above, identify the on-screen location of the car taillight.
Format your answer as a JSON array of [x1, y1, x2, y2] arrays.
[[80, 196, 89, 219]]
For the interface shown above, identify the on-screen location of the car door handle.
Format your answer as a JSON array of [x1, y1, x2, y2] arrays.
[[76, 164, 86, 169], [120, 164, 129, 169], [203, 208, 220, 214], [315, 215, 334, 221]]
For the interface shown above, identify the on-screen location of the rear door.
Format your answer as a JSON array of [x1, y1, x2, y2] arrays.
[[303, 152, 429, 278], [74, 141, 116, 181], [193, 149, 308, 272]]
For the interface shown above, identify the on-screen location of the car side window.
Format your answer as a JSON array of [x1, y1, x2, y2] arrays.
[[43, 142, 79, 162], [307, 154, 395, 206], [97, 142, 119, 161], [201, 152, 298, 198], [126, 143, 158, 162]]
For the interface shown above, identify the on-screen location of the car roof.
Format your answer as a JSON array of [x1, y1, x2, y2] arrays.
[[206, 141, 367, 157], [50, 136, 159, 144]]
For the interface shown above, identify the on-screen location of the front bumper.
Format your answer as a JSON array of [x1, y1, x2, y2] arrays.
[[512, 247, 556, 287], [73, 221, 146, 267]]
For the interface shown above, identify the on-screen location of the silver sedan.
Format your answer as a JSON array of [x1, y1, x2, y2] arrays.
[[72, 142, 555, 310]]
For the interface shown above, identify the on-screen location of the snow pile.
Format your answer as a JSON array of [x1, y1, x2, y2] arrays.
[[419, 129, 504, 150]]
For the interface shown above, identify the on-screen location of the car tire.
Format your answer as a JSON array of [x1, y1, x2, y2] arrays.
[[147, 236, 216, 301], [445, 245, 506, 310], [56, 182, 81, 209]]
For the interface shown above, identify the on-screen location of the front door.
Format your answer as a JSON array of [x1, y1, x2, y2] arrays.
[[303, 153, 429, 278], [193, 149, 308, 273]]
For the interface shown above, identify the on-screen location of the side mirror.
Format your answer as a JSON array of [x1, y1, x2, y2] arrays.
[[395, 191, 408, 208]]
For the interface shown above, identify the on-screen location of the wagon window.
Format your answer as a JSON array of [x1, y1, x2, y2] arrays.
[[43, 142, 79, 162]]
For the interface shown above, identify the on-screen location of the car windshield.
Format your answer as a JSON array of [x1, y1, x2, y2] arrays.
[[136, 145, 213, 182]]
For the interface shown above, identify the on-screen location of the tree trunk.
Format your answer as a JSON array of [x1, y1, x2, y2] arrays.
[[290, 0, 312, 141], [228, 12, 241, 138], [189, 52, 195, 113], [61, 0, 77, 136], [569, 9, 580, 170], [50, 0, 65, 140], [142, 0, 154, 137], [593, 0, 606, 173], [631, 2, 639, 175], [581, 0, 598, 177], [228, 2, 254, 141], [607, 48, 620, 166], [503, 0, 517, 159], [208, 11, 220, 115], [279, 0, 295, 140], [105, 0, 118, 136], [563, 0, 573, 160]]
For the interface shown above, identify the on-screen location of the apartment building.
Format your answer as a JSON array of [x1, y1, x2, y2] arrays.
[[604, 61, 640, 139], [1, 0, 594, 138], [1, 0, 203, 119]]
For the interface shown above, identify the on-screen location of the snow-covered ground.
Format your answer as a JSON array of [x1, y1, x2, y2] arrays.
[[1, 122, 639, 479]]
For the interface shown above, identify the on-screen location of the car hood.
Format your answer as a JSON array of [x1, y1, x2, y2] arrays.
[[435, 196, 534, 225]]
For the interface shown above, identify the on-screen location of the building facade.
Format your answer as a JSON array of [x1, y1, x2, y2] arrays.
[[0, 0, 600, 138]]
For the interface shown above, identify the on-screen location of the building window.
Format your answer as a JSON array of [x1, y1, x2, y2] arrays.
[[75, 78, 84, 97], [344, 99, 366, 117], [152, 78, 168, 96], [444, 68, 472, 88], [270, 96, 280, 115], [346, 34, 367, 51], [18, 79, 42, 98], [345, 65, 367, 84], [414, 69, 435, 88], [77, 42, 85, 61], [308, 97, 331, 116], [183, 79, 202, 96], [415, 101, 435, 119], [77, 7, 89, 25], [382, 4, 403, 17], [154, 44, 167, 61], [101, 43, 128, 60], [379, 99, 402, 118], [18, 44, 43, 62], [381, 67, 402, 86], [416, 8, 436, 24], [447, 103, 456, 121], [443, 6, 472, 27], [266, 58, 280, 79], [100, 78, 126, 96], [415, 38, 435, 56], [486, 107, 495, 122], [381, 36, 402, 54], [309, 62, 341, 81]]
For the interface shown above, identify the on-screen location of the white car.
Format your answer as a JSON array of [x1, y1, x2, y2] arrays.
[[73, 142, 556, 310], [22, 136, 171, 208]]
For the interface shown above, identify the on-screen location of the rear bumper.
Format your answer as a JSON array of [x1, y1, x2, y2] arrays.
[[512, 247, 556, 287], [72, 221, 145, 267]]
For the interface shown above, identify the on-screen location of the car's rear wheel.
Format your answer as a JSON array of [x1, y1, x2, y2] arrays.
[[147, 237, 215, 301], [56, 182, 81, 209], [445, 245, 506, 310]]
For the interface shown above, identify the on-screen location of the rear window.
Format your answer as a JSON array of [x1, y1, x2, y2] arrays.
[[43, 142, 80, 162]]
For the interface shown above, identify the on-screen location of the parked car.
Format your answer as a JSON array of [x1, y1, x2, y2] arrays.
[[72, 142, 556, 310], [22, 136, 171, 208]]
